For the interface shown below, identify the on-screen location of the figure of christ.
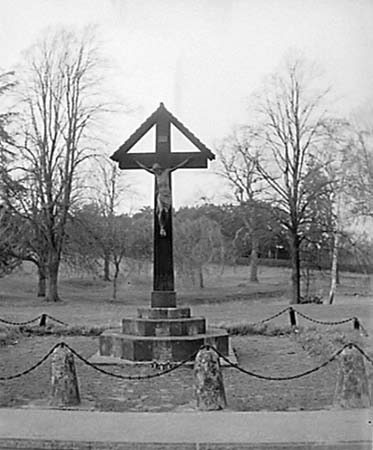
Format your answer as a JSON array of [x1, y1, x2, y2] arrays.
[[134, 158, 191, 237]]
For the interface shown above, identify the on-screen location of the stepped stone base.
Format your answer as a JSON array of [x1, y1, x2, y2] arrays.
[[99, 328, 229, 362], [122, 317, 206, 336], [96, 305, 230, 363]]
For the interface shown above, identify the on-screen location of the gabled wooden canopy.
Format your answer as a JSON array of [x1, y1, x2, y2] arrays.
[[110, 102, 215, 170]]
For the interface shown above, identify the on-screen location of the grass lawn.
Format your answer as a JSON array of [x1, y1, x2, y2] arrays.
[[0, 263, 372, 412]]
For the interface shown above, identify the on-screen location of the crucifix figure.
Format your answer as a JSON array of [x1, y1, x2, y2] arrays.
[[135, 158, 191, 237], [111, 103, 215, 308]]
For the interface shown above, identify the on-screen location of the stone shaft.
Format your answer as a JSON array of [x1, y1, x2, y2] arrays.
[[110, 103, 215, 305], [194, 346, 226, 411], [151, 291, 176, 308], [334, 345, 371, 408], [50, 346, 80, 407], [153, 117, 174, 295]]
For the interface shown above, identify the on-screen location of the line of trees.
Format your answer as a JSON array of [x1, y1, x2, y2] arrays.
[[64, 201, 371, 297], [217, 57, 373, 303], [0, 28, 372, 304]]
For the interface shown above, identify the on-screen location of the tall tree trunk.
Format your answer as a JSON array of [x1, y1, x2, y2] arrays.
[[289, 232, 301, 304], [46, 248, 61, 302], [304, 266, 310, 298], [198, 266, 204, 289], [250, 234, 259, 283], [112, 276, 117, 301], [103, 253, 110, 281], [112, 262, 120, 301], [37, 263, 46, 297], [327, 232, 339, 305]]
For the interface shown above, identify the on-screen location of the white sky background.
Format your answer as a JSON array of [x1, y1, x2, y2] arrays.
[[1, 0, 373, 212]]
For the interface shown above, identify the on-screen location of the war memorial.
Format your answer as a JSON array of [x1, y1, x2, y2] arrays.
[[97, 103, 230, 363]]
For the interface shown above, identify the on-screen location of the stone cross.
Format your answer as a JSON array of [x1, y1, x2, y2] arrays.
[[111, 103, 215, 308]]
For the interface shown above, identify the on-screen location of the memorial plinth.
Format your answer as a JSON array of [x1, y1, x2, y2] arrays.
[[96, 103, 230, 364], [98, 306, 229, 362]]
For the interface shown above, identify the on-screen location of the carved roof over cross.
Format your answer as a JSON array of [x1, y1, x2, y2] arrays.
[[111, 102, 215, 170]]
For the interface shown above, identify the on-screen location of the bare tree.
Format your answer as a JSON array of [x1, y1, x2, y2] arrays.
[[252, 57, 333, 304], [2, 171, 51, 295], [0, 71, 20, 276], [90, 160, 131, 300], [0, 71, 15, 147], [0, 70, 16, 206], [109, 215, 132, 301], [66, 160, 133, 300], [218, 127, 266, 282], [94, 160, 129, 282], [0, 209, 23, 276], [318, 122, 352, 304], [7, 27, 109, 301], [174, 215, 224, 288], [348, 115, 373, 218]]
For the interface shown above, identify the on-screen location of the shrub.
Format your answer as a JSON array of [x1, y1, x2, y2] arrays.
[[220, 322, 295, 336], [19, 324, 106, 336], [0, 323, 108, 347], [0, 326, 22, 346], [293, 326, 363, 359], [299, 295, 323, 304]]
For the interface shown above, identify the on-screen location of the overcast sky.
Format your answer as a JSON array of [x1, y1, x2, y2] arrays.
[[1, 0, 372, 210]]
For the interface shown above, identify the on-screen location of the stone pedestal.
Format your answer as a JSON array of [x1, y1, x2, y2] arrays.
[[50, 346, 80, 407], [334, 345, 372, 409], [98, 306, 229, 363], [194, 346, 226, 410], [151, 291, 176, 308]]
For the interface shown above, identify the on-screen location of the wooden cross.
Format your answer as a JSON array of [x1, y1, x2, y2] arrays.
[[111, 103, 215, 307]]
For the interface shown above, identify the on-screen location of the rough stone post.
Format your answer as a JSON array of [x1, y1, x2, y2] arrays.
[[334, 345, 372, 408], [50, 344, 80, 407], [39, 314, 47, 327], [194, 346, 226, 410], [288, 307, 297, 327], [353, 317, 360, 331]]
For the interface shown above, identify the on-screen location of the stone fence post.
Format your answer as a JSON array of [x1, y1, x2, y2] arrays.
[[50, 344, 80, 407], [194, 346, 226, 410], [334, 345, 371, 409]]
